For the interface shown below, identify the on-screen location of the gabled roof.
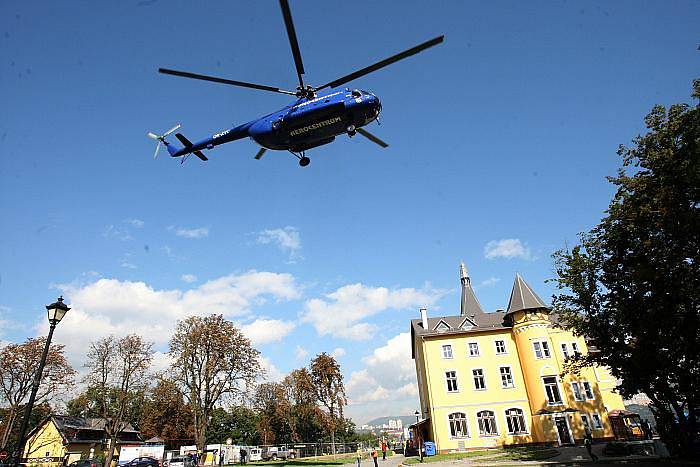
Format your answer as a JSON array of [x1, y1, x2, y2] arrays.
[[27, 415, 143, 445], [505, 273, 548, 315]]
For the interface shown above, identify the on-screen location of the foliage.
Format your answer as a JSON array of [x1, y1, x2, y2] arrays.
[[205, 405, 259, 445], [0, 337, 75, 451], [84, 334, 153, 467], [168, 314, 261, 453], [310, 353, 346, 454], [0, 403, 52, 455], [139, 378, 194, 449], [551, 79, 700, 456]]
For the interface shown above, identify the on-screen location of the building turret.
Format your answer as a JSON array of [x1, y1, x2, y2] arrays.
[[460, 262, 484, 317]]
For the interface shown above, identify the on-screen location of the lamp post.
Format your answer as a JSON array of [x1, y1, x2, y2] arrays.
[[13, 297, 70, 466], [414, 410, 422, 463]]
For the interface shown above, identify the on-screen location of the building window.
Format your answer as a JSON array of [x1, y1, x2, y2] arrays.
[[448, 412, 469, 438], [572, 342, 580, 355], [533, 340, 551, 359], [477, 410, 498, 436], [591, 413, 603, 429], [505, 408, 527, 434], [543, 376, 563, 405], [582, 381, 594, 400], [445, 371, 459, 392], [571, 382, 584, 401], [581, 414, 591, 431], [561, 343, 569, 359], [500, 366, 514, 388], [442, 344, 453, 359], [468, 342, 480, 357], [472, 369, 486, 390], [495, 340, 507, 354]]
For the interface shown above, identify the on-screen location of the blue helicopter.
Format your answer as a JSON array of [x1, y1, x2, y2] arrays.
[[148, 0, 443, 167]]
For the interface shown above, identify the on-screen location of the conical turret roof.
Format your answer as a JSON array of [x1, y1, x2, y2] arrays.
[[505, 273, 548, 315], [460, 262, 484, 317]]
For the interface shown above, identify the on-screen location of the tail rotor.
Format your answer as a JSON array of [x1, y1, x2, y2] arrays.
[[147, 124, 181, 159]]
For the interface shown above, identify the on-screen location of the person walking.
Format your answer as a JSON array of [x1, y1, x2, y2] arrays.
[[584, 430, 598, 462], [370, 447, 378, 467], [239, 449, 247, 466], [355, 446, 362, 467], [381, 442, 387, 461]]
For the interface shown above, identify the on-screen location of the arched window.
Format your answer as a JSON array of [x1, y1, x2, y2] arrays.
[[505, 408, 528, 434], [448, 412, 469, 438], [476, 410, 498, 436]]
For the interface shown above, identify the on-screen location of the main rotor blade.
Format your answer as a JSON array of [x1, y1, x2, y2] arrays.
[[159, 68, 297, 95], [316, 35, 444, 91], [356, 128, 388, 148], [279, 0, 305, 88], [254, 148, 267, 160]]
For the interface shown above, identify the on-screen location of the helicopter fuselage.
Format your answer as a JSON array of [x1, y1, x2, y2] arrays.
[[168, 88, 381, 158]]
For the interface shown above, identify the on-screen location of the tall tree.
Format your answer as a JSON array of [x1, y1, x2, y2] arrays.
[[283, 369, 323, 442], [310, 353, 346, 455], [552, 80, 700, 456], [0, 338, 75, 452], [139, 378, 194, 449], [85, 335, 153, 467], [253, 383, 294, 444], [169, 315, 261, 454]]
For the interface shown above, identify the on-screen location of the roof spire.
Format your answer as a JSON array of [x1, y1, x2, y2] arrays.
[[505, 273, 548, 315], [460, 262, 484, 317]]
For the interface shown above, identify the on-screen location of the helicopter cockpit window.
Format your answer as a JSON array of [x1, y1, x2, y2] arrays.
[[351, 89, 362, 98]]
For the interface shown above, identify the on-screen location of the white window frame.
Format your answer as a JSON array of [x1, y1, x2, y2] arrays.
[[499, 366, 514, 388], [533, 340, 551, 359], [468, 342, 480, 357], [581, 414, 591, 431], [442, 344, 454, 359], [571, 382, 584, 401], [472, 368, 486, 390], [447, 412, 470, 439], [591, 413, 603, 429], [445, 370, 459, 393], [476, 409, 499, 437], [542, 376, 563, 405], [582, 381, 594, 400], [504, 407, 528, 435], [495, 340, 507, 355]]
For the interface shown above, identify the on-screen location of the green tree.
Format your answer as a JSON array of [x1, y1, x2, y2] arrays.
[[552, 79, 700, 456], [205, 406, 259, 445]]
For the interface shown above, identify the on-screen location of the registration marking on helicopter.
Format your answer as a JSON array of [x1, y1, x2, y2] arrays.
[[213, 129, 231, 139], [289, 116, 342, 136], [295, 91, 344, 108]]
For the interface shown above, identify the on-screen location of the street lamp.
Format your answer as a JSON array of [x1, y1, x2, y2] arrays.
[[13, 297, 70, 466], [414, 410, 422, 463]]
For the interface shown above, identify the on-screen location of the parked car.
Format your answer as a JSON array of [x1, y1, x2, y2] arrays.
[[247, 448, 262, 462], [68, 459, 98, 467], [125, 457, 161, 467], [261, 447, 296, 461]]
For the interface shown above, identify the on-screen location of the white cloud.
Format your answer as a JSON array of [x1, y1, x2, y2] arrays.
[[301, 284, 445, 340], [256, 227, 302, 261], [475, 277, 500, 290], [120, 261, 137, 269], [260, 356, 283, 382], [49, 271, 301, 367], [294, 345, 309, 361], [331, 347, 346, 359], [171, 226, 209, 239], [484, 239, 532, 260], [345, 332, 419, 422], [242, 318, 296, 345], [103, 225, 132, 241], [125, 219, 145, 228], [181, 274, 197, 283]]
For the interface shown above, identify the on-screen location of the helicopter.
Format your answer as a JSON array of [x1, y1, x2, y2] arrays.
[[149, 0, 443, 167]]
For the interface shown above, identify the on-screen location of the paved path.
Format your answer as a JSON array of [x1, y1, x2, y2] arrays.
[[358, 454, 406, 467]]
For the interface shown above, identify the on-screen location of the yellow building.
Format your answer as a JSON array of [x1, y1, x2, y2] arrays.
[[23, 415, 142, 466], [411, 264, 625, 453]]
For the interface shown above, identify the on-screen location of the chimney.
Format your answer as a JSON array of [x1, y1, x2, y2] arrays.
[[420, 307, 428, 329]]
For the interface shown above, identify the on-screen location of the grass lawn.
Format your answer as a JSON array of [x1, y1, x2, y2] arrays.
[[402, 446, 559, 464], [243, 454, 357, 466]]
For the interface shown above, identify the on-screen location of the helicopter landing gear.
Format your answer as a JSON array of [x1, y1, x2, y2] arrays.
[[347, 125, 356, 137], [289, 150, 311, 167]]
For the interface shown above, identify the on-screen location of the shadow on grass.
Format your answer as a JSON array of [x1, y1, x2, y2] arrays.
[[403, 446, 560, 465]]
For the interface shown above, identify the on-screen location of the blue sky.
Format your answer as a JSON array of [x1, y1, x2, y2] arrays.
[[1, 0, 698, 424]]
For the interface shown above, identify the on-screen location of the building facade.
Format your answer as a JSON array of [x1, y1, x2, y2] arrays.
[[23, 415, 142, 466], [411, 264, 625, 453]]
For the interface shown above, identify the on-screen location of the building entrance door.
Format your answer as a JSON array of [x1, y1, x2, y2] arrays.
[[555, 416, 573, 445]]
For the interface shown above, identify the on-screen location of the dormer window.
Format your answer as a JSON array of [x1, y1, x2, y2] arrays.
[[434, 320, 451, 332]]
